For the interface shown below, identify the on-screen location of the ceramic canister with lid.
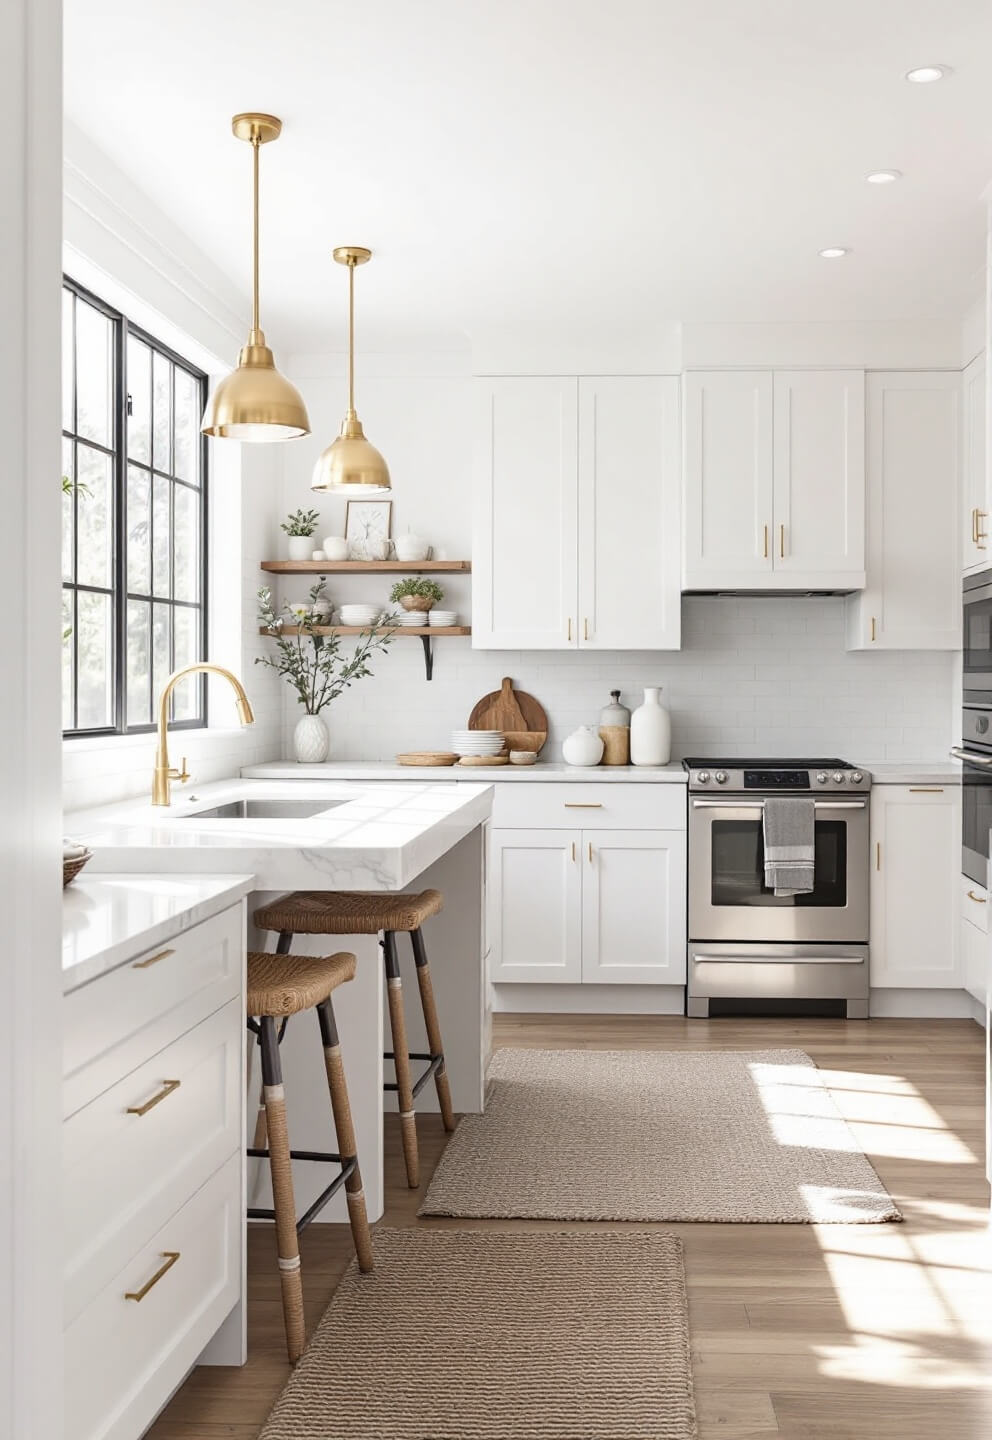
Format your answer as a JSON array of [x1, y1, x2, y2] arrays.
[[598, 689, 631, 766]]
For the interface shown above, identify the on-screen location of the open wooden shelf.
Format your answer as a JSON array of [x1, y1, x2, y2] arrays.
[[260, 559, 471, 574], [261, 625, 470, 637]]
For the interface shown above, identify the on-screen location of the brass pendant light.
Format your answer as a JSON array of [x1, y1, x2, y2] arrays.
[[201, 113, 310, 442], [311, 247, 391, 494]]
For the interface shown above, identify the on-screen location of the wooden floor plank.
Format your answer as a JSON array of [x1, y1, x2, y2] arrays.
[[147, 1015, 990, 1440]]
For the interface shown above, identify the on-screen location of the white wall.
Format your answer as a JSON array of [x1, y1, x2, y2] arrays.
[[271, 353, 954, 765], [1, 2, 64, 1433], [62, 127, 284, 812]]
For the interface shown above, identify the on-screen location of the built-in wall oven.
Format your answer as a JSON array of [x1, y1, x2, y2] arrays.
[[684, 758, 871, 1019], [963, 569, 992, 702], [951, 709, 992, 888]]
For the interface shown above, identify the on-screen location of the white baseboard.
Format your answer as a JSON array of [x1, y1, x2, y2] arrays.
[[869, 988, 984, 1021], [491, 984, 686, 1015]]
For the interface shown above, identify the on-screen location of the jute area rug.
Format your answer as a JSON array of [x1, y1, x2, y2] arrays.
[[420, 1047, 900, 1224], [258, 1228, 696, 1440]]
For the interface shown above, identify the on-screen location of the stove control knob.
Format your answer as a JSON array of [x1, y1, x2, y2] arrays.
[[696, 771, 710, 784], [850, 771, 863, 784], [832, 772, 846, 784], [815, 772, 828, 785], [714, 771, 728, 784]]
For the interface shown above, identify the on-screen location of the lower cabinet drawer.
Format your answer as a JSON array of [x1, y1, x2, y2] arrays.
[[490, 782, 686, 831], [64, 903, 243, 1116], [64, 999, 242, 1324], [64, 1154, 241, 1440]]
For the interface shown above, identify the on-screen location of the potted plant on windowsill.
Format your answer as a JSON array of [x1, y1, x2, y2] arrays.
[[257, 581, 394, 762], [389, 576, 445, 614], [281, 507, 321, 562]]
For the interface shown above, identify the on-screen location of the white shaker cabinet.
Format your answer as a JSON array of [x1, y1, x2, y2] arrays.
[[847, 372, 960, 650], [962, 352, 988, 574], [682, 369, 865, 591], [488, 784, 687, 986], [869, 785, 960, 989], [473, 375, 681, 650]]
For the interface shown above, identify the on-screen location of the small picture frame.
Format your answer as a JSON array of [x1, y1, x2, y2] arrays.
[[345, 499, 393, 560]]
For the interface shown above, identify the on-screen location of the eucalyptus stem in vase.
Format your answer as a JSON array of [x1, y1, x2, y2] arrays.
[[256, 581, 394, 762]]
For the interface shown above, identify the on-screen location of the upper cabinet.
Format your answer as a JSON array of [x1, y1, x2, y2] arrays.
[[473, 375, 681, 650], [846, 372, 960, 651], [962, 352, 987, 575], [682, 369, 866, 591]]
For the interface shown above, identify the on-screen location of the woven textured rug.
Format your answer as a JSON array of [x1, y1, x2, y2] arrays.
[[259, 1228, 696, 1439], [420, 1047, 900, 1224]]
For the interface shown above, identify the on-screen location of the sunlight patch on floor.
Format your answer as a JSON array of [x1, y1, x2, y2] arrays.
[[812, 1333, 992, 1389]]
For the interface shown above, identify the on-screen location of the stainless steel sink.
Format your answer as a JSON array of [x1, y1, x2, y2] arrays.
[[181, 798, 344, 820]]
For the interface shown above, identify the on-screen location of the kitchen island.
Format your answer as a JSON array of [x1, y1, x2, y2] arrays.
[[70, 777, 493, 1223]]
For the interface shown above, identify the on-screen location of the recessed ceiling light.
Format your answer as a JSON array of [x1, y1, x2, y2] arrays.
[[866, 169, 902, 184], [905, 65, 950, 83], [819, 247, 849, 259]]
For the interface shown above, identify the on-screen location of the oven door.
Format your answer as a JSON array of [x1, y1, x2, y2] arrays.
[[688, 798, 870, 943], [963, 574, 992, 699], [951, 747, 992, 887]]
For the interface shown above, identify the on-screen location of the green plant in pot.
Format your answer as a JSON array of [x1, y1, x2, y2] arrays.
[[281, 507, 321, 562], [256, 581, 393, 762], [389, 576, 444, 614]]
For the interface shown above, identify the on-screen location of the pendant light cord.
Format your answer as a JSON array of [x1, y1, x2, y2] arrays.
[[251, 135, 261, 338], [348, 258, 356, 415]]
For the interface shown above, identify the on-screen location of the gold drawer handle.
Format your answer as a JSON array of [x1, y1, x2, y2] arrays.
[[588, 841, 593, 862], [779, 523, 785, 559], [763, 524, 769, 559], [126, 1078, 181, 1117], [132, 947, 175, 970], [967, 890, 987, 905], [125, 1251, 180, 1302], [564, 802, 603, 808], [909, 787, 944, 793]]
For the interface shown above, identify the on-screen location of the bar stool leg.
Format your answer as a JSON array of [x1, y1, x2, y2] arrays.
[[259, 1015, 307, 1364], [383, 931, 419, 1187], [410, 927, 456, 1132], [316, 996, 374, 1273], [250, 932, 295, 1156]]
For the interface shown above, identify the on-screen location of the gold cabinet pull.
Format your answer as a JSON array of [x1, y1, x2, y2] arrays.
[[583, 617, 590, 641], [967, 889, 987, 904], [564, 802, 603, 808], [870, 617, 877, 643], [763, 524, 769, 559], [779, 523, 785, 558], [125, 1251, 180, 1302], [909, 787, 944, 793], [588, 841, 593, 862], [132, 947, 175, 970], [571, 841, 576, 862], [126, 1079, 181, 1117], [875, 842, 881, 871], [978, 509, 989, 550], [973, 507, 980, 545], [567, 617, 572, 643]]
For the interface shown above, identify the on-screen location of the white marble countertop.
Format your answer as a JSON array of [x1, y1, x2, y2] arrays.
[[62, 872, 255, 994], [241, 760, 689, 784], [69, 778, 494, 891], [860, 761, 962, 785]]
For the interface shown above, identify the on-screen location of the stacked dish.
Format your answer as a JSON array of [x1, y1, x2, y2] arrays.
[[428, 610, 458, 627], [394, 611, 426, 626], [338, 604, 382, 627], [451, 729, 504, 757]]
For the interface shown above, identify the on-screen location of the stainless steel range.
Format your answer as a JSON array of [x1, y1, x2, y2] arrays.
[[684, 758, 871, 1019]]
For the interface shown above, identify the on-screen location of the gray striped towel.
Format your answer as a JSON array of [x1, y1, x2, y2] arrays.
[[763, 797, 815, 896]]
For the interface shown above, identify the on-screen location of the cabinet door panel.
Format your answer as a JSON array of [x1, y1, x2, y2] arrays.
[[490, 829, 582, 983], [962, 353, 987, 574], [683, 370, 773, 588], [581, 829, 686, 985], [473, 377, 578, 648], [870, 787, 960, 988], [773, 370, 865, 582], [578, 376, 680, 649]]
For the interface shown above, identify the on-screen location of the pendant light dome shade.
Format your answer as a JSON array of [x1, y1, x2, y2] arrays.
[[311, 247, 391, 494], [201, 113, 310, 443]]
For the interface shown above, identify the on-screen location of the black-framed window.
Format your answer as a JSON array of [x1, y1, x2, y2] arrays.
[[62, 279, 209, 736]]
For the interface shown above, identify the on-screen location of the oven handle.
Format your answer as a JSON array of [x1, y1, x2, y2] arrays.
[[950, 747, 992, 769], [690, 799, 867, 810], [693, 954, 866, 965]]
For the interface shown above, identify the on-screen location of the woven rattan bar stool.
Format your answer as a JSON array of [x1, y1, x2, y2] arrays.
[[246, 949, 373, 1363], [253, 889, 455, 1189]]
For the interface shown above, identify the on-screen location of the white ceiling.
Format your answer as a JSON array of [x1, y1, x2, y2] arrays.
[[64, 0, 992, 351]]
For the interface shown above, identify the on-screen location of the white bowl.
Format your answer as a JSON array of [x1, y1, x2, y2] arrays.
[[429, 611, 457, 626], [322, 536, 349, 561], [338, 605, 380, 622]]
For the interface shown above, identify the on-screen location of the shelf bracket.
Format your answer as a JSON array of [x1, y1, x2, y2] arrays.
[[420, 634, 435, 681]]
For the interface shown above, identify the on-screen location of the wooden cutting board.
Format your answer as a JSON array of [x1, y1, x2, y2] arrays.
[[469, 677, 548, 754]]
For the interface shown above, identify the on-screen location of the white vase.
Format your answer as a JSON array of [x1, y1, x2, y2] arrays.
[[630, 686, 671, 766], [287, 535, 315, 561], [293, 713, 329, 764], [562, 725, 605, 767]]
